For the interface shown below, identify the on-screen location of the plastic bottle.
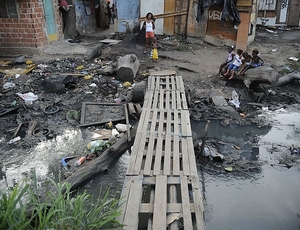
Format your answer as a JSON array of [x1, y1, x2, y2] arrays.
[[74, 156, 86, 167], [87, 140, 110, 153]]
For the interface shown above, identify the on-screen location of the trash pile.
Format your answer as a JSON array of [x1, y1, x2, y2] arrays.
[[0, 54, 143, 154]]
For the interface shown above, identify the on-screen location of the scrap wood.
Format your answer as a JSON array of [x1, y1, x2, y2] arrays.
[[0, 64, 36, 76], [138, 10, 188, 21], [124, 103, 131, 142]]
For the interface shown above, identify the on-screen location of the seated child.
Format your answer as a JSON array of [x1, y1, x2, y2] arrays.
[[217, 45, 235, 76], [237, 51, 252, 76], [251, 48, 264, 67], [223, 48, 243, 80], [150, 38, 158, 63]]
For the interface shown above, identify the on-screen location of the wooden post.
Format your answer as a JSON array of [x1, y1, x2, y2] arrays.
[[236, 12, 251, 51], [199, 120, 210, 159]]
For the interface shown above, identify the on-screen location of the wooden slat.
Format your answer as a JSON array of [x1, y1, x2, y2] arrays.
[[181, 138, 190, 175], [140, 203, 187, 213], [164, 110, 172, 175], [127, 108, 151, 174], [166, 76, 170, 91], [180, 175, 193, 229], [153, 175, 167, 229], [144, 109, 159, 175], [191, 176, 205, 230], [143, 175, 181, 184], [159, 89, 164, 109], [176, 91, 182, 109], [122, 175, 144, 230], [187, 137, 198, 176], [132, 132, 148, 174], [171, 90, 176, 109], [173, 111, 180, 175], [153, 110, 165, 175], [117, 176, 132, 223]]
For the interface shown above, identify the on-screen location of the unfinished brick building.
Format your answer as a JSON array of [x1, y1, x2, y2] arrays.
[[0, 0, 63, 55]]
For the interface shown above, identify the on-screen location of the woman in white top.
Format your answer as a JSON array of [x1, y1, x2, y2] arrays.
[[143, 12, 155, 54]]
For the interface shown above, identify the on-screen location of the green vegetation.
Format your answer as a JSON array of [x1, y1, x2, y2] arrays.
[[0, 176, 122, 230]]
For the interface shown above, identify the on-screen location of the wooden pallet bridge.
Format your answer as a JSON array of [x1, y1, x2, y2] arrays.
[[118, 74, 205, 229]]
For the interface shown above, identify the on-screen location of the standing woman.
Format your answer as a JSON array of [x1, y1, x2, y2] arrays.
[[143, 12, 155, 54]]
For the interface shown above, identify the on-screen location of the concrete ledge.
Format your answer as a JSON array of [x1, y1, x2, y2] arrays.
[[0, 47, 42, 57]]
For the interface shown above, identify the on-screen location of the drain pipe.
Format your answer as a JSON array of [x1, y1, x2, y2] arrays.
[[199, 120, 210, 159]]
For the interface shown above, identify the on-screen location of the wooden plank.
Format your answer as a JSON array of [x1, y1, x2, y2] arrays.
[[164, 0, 175, 35], [177, 75, 185, 92], [133, 132, 148, 174], [124, 103, 131, 141], [152, 90, 159, 110], [191, 176, 205, 230], [127, 108, 151, 174], [122, 175, 144, 230], [166, 76, 170, 91], [155, 76, 160, 91], [169, 184, 179, 229], [144, 109, 159, 175], [181, 137, 190, 175], [164, 110, 172, 175], [176, 91, 181, 109], [171, 90, 176, 110], [117, 176, 134, 223], [187, 137, 198, 176], [166, 89, 171, 109], [153, 110, 165, 175], [80, 102, 86, 124], [159, 89, 164, 109], [150, 70, 177, 76], [147, 188, 155, 230], [153, 175, 167, 229], [143, 176, 181, 185], [173, 110, 180, 175], [139, 10, 188, 21], [140, 203, 188, 213], [180, 175, 193, 229]]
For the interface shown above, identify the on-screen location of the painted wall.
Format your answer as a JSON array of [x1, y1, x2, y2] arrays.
[[74, 0, 97, 34], [140, 0, 164, 35], [116, 0, 140, 33]]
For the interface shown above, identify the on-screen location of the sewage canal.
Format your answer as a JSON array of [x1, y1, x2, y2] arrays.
[[1, 108, 300, 230]]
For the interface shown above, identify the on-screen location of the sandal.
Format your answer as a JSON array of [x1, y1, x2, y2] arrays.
[[143, 50, 148, 54]]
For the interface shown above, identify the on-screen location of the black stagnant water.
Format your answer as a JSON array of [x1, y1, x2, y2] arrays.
[[1, 108, 300, 230]]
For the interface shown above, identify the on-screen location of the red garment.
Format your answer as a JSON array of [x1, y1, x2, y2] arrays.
[[59, 0, 69, 11]]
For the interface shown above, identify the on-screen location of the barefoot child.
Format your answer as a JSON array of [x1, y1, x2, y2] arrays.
[[223, 49, 243, 80], [217, 45, 235, 76], [150, 38, 158, 62], [237, 51, 252, 76], [251, 49, 264, 68]]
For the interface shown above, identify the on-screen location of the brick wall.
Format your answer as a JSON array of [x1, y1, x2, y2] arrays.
[[0, 0, 63, 55]]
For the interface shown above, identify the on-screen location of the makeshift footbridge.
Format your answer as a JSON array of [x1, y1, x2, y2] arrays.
[[117, 72, 205, 229]]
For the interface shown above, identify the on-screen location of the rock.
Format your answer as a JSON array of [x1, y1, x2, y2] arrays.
[[242, 66, 279, 88]]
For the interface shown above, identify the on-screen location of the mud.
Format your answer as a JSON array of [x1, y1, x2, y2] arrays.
[[1, 27, 300, 187]]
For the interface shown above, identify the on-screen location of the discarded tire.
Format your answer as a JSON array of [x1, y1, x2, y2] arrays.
[[33, 128, 50, 137], [43, 105, 59, 115]]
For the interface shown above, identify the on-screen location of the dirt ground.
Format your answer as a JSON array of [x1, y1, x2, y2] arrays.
[[1, 26, 300, 168]]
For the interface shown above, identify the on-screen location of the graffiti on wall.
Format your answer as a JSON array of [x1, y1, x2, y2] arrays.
[[208, 10, 222, 20], [281, 0, 288, 9]]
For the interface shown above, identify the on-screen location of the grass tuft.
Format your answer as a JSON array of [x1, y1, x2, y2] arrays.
[[0, 173, 123, 230]]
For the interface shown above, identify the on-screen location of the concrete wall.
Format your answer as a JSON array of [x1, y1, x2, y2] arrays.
[[116, 0, 140, 33], [74, 0, 97, 34]]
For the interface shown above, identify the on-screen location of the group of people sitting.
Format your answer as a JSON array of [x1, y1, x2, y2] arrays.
[[218, 46, 264, 80]]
